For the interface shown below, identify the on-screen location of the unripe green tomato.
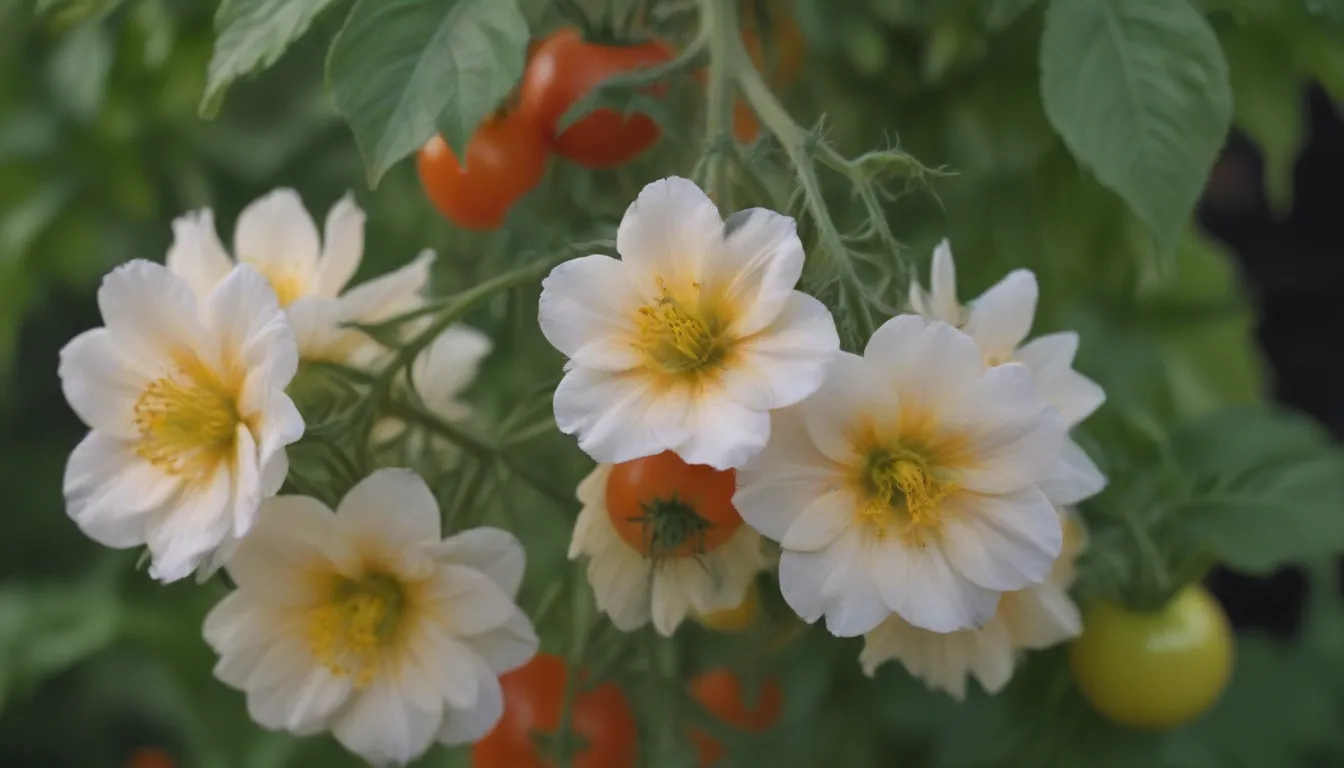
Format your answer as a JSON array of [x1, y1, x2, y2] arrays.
[[1069, 583, 1234, 730]]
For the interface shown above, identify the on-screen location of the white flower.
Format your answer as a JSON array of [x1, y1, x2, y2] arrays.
[[203, 469, 539, 766], [735, 314, 1072, 637], [569, 460, 767, 636], [59, 261, 303, 582], [373, 325, 493, 445], [909, 240, 1107, 505], [538, 177, 839, 470], [166, 188, 434, 365], [859, 508, 1087, 697]]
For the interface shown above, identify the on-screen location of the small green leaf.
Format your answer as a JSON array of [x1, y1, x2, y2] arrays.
[[328, 0, 529, 186], [1217, 22, 1304, 215], [1172, 404, 1344, 574], [1040, 0, 1232, 256], [200, 0, 341, 118]]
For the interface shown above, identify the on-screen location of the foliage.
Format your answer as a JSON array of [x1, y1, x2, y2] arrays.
[[4, 0, 1344, 766]]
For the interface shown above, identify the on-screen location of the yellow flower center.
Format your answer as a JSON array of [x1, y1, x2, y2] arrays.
[[635, 279, 728, 374], [133, 365, 240, 477], [856, 449, 956, 544], [243, 259, 308, 307], [308, 572, 407, 688]]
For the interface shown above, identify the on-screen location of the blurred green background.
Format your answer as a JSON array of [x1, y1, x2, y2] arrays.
[[5, 0, 1344, 766]]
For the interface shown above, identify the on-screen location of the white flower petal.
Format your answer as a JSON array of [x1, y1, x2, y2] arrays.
[[165, 209, 233, 300], [928, 239, 963, 324], [58, 328, 148, 440], [315, 193, 365, 298], [734, 408, 838, 543], [336, 468, 440, 550], [145, 463, 234, 582], [252, 660, 353, 735], [234, 188, 320, 284], [429, 564, 516, 636], [720, 292, 839, 411], [940, 486, 1061, 592], [943, 363, 1065, 495], [1038, 437, 1106, 505], [225, 495, 351, 606], [429, 527, 526, 598], [284, 296, 351, 362], [554, 368, 688, 465], [97, 260, 205, 376], [864, 315, 983, 412], [673, 388, 771, 470], [538, 254, 643, 371], [261, 449, 289, 497], [437, 658, 505, 746], [801, 352, 902, 464], [331, 677, 440, 767], [1015, 332, 1106, 426], [64, 431, 176, 548], [779, 489, 853, 552], [338, 250, 435, 325], [230, 424, 262, 538], [206, 265, 297, 385], [1001, 582, 1082, 649], [460, 609, 539, 674], [413, 325, 493, 408], [780, 529, 888, 637], [963, 269, 1037, 363], [615, 177, 723, 286], [716, 207, 804, 336], [576, 510, 652, 631], [402, 624, 480, 711], [873, 541, 1001, 633], [650, 569, 693, 636]]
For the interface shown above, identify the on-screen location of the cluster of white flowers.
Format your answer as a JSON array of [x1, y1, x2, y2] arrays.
[[57, 177, 1107, 764], [541, 178, 1106, 698], [58, 190, 535, 765]]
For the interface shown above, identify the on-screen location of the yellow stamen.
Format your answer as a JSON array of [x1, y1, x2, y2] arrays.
[[133, 366, 239, 477], [308, 572, 406, 688], [635, 279, 726, 374], [856, 450, 955, 544]]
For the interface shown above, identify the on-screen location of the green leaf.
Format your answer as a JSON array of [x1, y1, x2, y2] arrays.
[[1040, 0, 1232, 256], [0, 580, 119, 712], [327, 0, 529, 186], [1307, 0, 1344, 23], [985, 0, 1038, 30], [1172, 404, 1344, 574], [200, 0, 341, 118], [1216, 21, 1304, 215], [45, 21, 114, 121]]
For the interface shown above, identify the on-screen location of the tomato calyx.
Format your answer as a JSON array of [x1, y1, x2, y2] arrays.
[[627, 493, 716, 560]]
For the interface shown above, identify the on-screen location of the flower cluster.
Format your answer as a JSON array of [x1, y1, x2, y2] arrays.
[[542, 179, 1106, 696], [58, 191, 534, 765], [57, 178, 1106, 764]]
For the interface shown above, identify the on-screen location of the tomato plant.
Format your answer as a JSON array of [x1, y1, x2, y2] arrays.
[[1068, 583, 1235, 730], [473, 654, 637, 768], [519, 28, 673, 169], [605, 451, 741, 557], [416, 112, 549, 231], [687, 669, 784, 766]]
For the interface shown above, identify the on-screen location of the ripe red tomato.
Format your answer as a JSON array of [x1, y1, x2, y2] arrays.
[[520, 28, 673, 168], [605, 451, 742, 557], [126, 747, 175, 768], [687, 669, 784, 766], [1068, 583, 1234, 730], [474, 654, 637, 768], [416, 112, 548, 231]]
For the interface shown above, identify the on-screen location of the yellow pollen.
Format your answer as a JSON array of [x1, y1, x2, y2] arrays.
[[857, 452, 955, 544], [634, 279, 725, 374], [133, 370, 240, 476], [308, 573, 407, 688]]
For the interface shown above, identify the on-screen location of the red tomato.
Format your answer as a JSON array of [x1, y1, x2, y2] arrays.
[[605, 451, 742, 557], [687, 669, 784, 766], [416, 112, 548, 231], [520, 28, 673, 168], [126, 747, 175, 768], [473, 654, 638, 768]]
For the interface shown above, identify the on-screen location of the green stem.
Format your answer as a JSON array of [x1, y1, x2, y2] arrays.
[[555, 571, 595, 767], [387, 398, 576, 511], [700, 0, 739, 202]]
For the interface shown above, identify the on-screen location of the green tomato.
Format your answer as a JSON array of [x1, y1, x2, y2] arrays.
[[1069, 583, 1235, 730]]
